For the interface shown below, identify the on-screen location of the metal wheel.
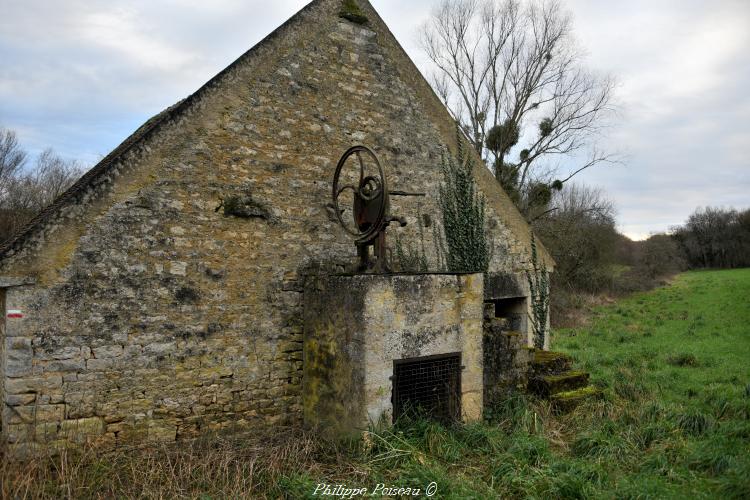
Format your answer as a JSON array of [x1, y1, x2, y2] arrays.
[[332, 145, 388, 244]]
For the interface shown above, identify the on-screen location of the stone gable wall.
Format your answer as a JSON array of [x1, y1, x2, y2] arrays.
[[0, 0, 547, 453]]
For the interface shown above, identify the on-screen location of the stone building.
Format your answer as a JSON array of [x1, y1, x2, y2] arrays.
[[0, 0, 553, 452]]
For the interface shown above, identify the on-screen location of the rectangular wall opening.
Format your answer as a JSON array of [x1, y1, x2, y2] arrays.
[[392, 353, 461, 424], [492, 297, 528, 332]]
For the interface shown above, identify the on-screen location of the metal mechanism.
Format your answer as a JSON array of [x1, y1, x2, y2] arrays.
[[392, 353, 462, 424], [332, 145, 424, 272]]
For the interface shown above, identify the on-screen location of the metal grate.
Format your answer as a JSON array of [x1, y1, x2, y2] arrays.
[[392, 353, 461, 424]]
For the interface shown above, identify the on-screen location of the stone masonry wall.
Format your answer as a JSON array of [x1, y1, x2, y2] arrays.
[[0, 0, 549, 452], [303, 273, 483, 437]]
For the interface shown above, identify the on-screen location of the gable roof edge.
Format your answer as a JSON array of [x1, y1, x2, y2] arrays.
[[0, 0, 327, 261]]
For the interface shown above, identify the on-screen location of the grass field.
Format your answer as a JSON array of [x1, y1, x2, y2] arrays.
[[549, 268, 750, 498], [2, 269, 749, 499]]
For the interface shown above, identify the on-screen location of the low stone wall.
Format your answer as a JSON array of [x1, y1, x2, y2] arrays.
[[482, 304, 533, 410], [303, 273, 484, 436]]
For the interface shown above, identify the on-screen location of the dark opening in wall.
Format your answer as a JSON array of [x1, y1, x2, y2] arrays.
[[392, 353, 461, 424], [491, 297, 528, 332]]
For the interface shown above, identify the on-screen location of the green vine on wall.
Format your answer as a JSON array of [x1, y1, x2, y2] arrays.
[[438, 132, 490, 273], [526, 234, 550, 349]]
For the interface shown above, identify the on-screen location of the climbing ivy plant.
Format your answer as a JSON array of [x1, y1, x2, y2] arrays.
[[526, 234, 550, 349], [438, 133, 490, 273]]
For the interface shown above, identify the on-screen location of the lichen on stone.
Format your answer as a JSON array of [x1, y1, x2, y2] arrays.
[[216, 194, 272, 220], [339, 0, 368, 25]]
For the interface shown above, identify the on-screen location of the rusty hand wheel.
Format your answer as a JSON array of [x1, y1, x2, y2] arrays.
[[332, 145, 389, 244]]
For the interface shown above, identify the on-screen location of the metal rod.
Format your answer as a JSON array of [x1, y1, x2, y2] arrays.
[[390, 190, 426, 197]]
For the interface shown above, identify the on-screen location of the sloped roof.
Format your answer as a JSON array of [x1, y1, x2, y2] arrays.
[[0, 100, 179, 258], [0, 0, 326, 259], [0, 0, 553, 267]]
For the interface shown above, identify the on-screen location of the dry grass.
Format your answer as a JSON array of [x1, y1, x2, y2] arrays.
[[0, 427, 340, 499], [551, 289, 617, 328]]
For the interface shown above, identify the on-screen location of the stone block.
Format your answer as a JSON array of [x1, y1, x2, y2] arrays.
[[92, 345, 124, 358], [116, 422, 149, 444], [169, 261, 187, 276], [5, 337, 33, 377], [5, 375, 63, 394], [46, 358, 85, 372], [59, 417, 105, 443], [86, 358, 117, 371], [148, 421, 177, 442], [5, 393, 37, 406], [144, 342, 176, 356], [4, 404, 64, 424], [123, 345, 143, 358], [35, 422, 61, 442], [36, 346, 81, 361], [5, 424, 30, 443]]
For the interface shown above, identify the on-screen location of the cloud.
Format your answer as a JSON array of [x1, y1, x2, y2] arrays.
[[0, 0, 312, 162], [562, 0, 750, 238], [0, 0, 748, 239]]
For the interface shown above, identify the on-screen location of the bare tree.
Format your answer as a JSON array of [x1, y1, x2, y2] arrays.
[[672, 207, 750, 269], [0, 127, 28, 197], [532, 183, 618, 290], [419, 0, 616, 213], [0, 130, 84, 242], [639, 233, 685, 279], [32, 148, 83, 204]]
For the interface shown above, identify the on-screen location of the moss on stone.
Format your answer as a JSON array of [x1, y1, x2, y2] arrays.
[[218, 194, 272, 220], [551, 385, 601, 400], [533, 349, 571, 364], [528, 370, 590, 397], [530, 350, 573, 376], [339, 0, 368, 25], [550, 386, 603, 412], [544, 370, 587, 383]]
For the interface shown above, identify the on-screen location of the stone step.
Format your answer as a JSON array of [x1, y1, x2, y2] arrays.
[[528, 370, 590, 397], [530, 350, 572, 376], [549, 386, 603, 413]]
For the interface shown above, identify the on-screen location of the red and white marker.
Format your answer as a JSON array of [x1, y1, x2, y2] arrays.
[[6, 309, 23, 319]]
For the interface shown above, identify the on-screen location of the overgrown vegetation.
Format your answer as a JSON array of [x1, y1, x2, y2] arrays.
[[4, 269, 748, 498], [437, 135, 489, 272], [535, 198, 749, 327], [526, 235, 549, 349], [531, 183, 689, 327]]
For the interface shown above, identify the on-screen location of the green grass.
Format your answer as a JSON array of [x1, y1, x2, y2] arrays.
[[3, 269, 749, 498], [553, 268, 750, 498], [356, 269, 750, 498]]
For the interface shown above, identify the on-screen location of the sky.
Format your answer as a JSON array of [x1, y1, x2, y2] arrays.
[[1, 0, 748, 240]]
